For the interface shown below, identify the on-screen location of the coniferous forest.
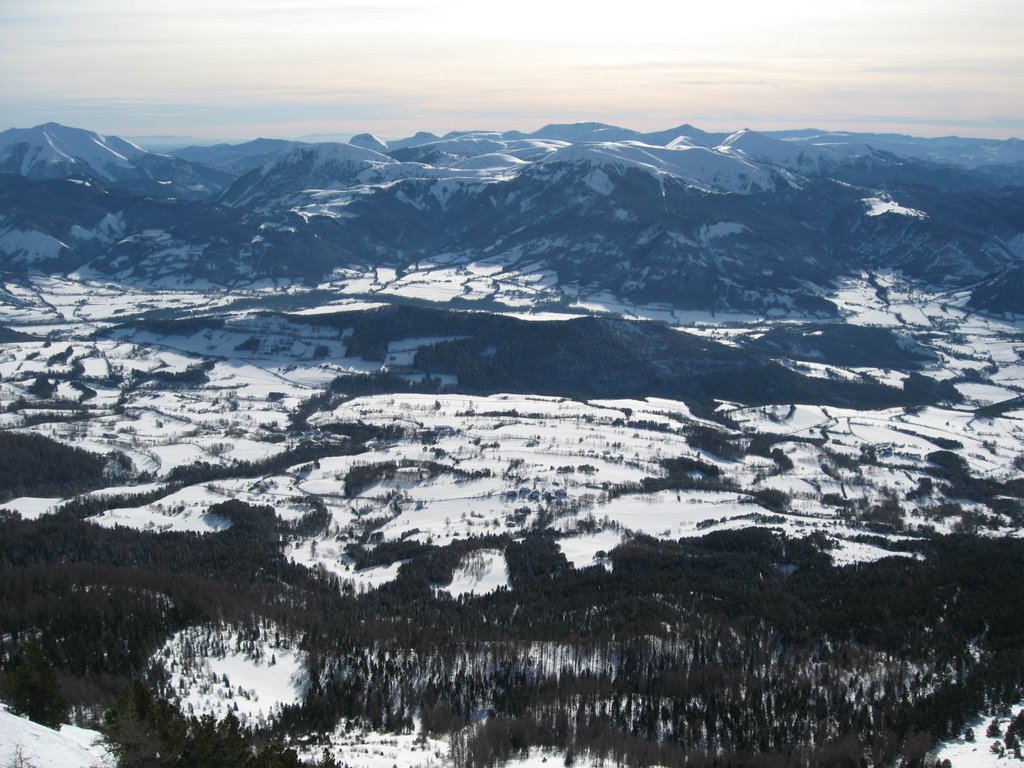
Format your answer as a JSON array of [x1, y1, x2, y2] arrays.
[[1, 498, 1021, 767]]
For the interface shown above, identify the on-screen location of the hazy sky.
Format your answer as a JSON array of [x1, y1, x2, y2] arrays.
[[1, 0, 1021, 140]]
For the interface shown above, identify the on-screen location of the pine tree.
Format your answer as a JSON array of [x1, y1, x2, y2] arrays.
[[0, 642, 68, 728]]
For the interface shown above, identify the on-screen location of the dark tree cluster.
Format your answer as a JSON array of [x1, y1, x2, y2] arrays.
[[104, 682, 334, 768], [0, 431, 109, 502], [283, 304, 966, 410], [0, 503, 345, 715], [0, 641, 69, 728]]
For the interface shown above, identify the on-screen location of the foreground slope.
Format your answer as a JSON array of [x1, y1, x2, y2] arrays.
[[0, 705, 114, 768]]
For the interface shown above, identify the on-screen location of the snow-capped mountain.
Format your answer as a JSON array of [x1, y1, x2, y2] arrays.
[[348, 133, 390, 153], [0, 123, 147, 179], [218, 142, 408, 208], [0, 121, 1021, 314], [0, 123, 231, 198], [536, 139, 784, 193], [714, 128, 839, 171]]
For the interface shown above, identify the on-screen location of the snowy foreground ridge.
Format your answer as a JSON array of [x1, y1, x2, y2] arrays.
[[0, 705, 115, 768]]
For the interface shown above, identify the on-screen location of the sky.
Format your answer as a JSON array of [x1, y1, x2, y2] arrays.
[[1, 0, 1022, 141]]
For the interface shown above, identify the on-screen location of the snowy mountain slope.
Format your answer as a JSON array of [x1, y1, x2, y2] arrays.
[[714, 128, 840, 172], [0, 123, 231, 199], [536, 139, 783, 193], [0, 123, 145, 179], [0, 176, 134, 269], [509, 121, 642, 143], [3, 150, 1018, 314], [0, 705, 115, 768], [386, 133, 566, 166], [378, 132, 787, 193], [385, 130, 441, 151], [218, 142, 407, 208], [349, 132, 389, 153]]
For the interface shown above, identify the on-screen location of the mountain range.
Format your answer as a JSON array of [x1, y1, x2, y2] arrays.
[[1, 121, 1021, 313]]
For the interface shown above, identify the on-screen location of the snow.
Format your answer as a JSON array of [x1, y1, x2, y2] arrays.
[[289, 538, 409, 591], [0, 704, 115, 768], [538, 140, 777, 194], [0, 229, 68, 262], [3, 271, 1024, 578], [583, 168, 614, 195], [558, 530, 623, 569], [0, 497, 63, 519], [0, 123, 145, 180], [385, 336, 464, 366], [348, 133, 389, 153], [452, 152, 527, 171], [322, 259, 566, 309], [863, 195, 928, 219], [829, 539, 915, 566], [701, 221, 748, 239], [955, 382, 1019, 404], [715, 128, 837, 170], [306, 741, 615, 768], [289, 300, 388, 315], [299, 724, 449, 768], [931, 702, 1024, 767], [594, 490, 755, 538], [498, 748, 609, 768], [443, 549, 509, 598], [91, 484, 234, 532], [156, 626, 306, 725]]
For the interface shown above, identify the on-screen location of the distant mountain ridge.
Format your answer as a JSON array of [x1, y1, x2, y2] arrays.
[[0, 120, 1021, 315], [170, 138, 308, 175]]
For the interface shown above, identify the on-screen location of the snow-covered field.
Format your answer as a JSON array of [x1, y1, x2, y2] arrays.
[[443, 549, 509, 597], [931, 702, 1024, 767], [1, 273, 1021, 584]]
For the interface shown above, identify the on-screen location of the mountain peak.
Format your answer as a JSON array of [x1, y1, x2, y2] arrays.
[[527, 122, 639, 143], [641, 123, 729, 148], [219, 141, 400, 208], [349, 133, 389, 153], [0, 122, 148, 180]]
